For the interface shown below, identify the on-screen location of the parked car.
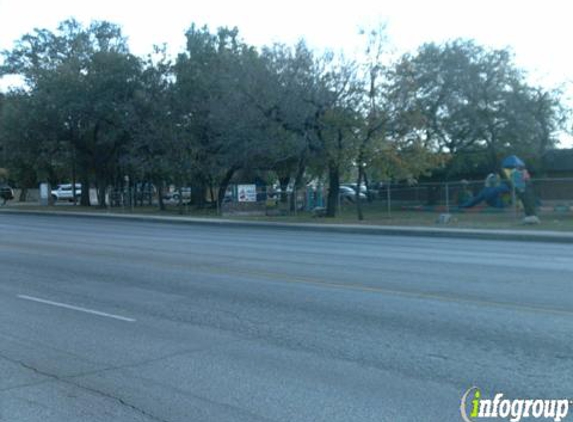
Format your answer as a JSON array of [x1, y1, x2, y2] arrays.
[[0, 185, 14, 204], [51, 184, 82, 202], [342, 183, 378, 200], [163, 187, 191, 205], [342, 183, 368, 194], [339, 186, 367, 202]]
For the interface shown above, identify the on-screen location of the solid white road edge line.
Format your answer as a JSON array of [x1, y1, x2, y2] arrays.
[[17, 295, 136, 322]]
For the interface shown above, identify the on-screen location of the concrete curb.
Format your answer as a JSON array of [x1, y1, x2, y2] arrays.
[[2, 208, 573, 243]]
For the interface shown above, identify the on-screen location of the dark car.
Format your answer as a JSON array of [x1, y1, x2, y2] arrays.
[[0, 185, 14, 204]]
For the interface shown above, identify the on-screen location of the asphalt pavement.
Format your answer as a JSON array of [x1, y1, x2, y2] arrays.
[[1, 213, 572, 421]]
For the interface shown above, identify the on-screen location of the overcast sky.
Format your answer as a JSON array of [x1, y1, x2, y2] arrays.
[[1, 0, 571, 144]]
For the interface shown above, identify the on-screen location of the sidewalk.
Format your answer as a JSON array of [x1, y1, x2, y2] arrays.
[[2, 207, 573, 244]]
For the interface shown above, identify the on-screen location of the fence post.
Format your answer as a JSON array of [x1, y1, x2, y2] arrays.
[[445, 182, 450, 214], [386, 181, 392, 218], [293, 190, 297, 217], [512, 184, 518, 220]]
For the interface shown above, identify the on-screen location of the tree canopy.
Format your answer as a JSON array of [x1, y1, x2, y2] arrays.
[[0, 20, 569, 215]]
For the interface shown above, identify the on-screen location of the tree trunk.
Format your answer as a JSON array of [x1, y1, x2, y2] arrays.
[[80, 171, 90, 206], [279, 175, 290, 204], [177, 186, 184, 215], [217, 167, 237, 214], [140, 184, 145, 207], [208, 183, 216, 207], [18, 188, 27, 202], [190, 181, 203, 209], [291, 154, 306, 212], [364, 171, 372, 202], [96, 177, 107, 208], [157, 182, 165, 211], [486, 130, 499, 172], [326, 162, 340, 218], [356, 165, 365, 221]]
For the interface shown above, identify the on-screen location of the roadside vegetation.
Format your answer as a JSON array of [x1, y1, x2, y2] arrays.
[[7, 202, 573, 232], [0, 20, 569, 219]]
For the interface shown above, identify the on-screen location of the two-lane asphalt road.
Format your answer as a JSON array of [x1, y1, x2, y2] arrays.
[[1, 214, 572, 421]]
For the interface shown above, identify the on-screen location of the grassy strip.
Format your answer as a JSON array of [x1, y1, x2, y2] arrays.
[[3, 202, 573, 231]]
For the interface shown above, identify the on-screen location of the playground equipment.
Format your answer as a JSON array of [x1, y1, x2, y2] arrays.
[[501, 155, 538, 219], [459, 174, 510, 209], [460, 155, 538, 222]]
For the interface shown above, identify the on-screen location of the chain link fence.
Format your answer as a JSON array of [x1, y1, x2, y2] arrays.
[[9, 178, 573, 220], [218, 178, 573, 219]]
